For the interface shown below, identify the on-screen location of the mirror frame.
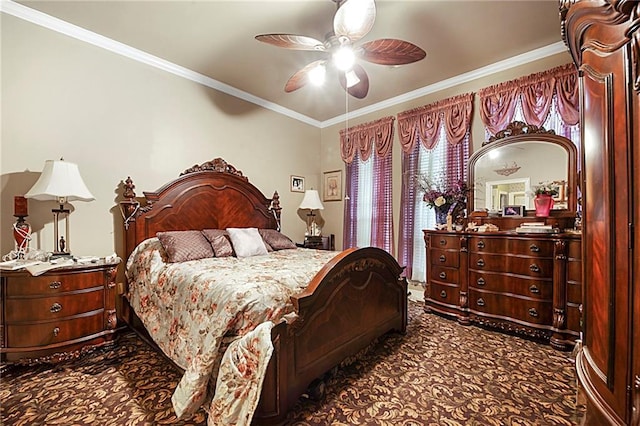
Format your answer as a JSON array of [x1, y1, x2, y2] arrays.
[[468, 122, 578, 216]]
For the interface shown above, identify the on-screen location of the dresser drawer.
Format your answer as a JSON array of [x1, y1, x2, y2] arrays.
[[5, 288, 104, 322], [469, 237, 553, 256], [469, 271, 552, 299], [6, 311, 104, 348], [429, 249, 460, 268], [427, 282, 459, 306], [430, 265, 459, 284], [428, 234, 460, 250], [469, 253, 553, 277], [5, 271, 105, 297], [469, 290, 553, 325]]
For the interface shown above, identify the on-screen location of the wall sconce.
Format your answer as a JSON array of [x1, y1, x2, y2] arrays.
[[25, 158, 94, 258], [298, 189, 324, 236]]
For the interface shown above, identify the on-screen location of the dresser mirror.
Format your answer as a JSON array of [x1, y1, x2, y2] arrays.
[[468, 122, 578, 215]]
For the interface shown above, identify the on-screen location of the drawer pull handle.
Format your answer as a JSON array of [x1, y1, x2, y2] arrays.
[[50, 303, 62, 313], [439, 272, 446, 279], [477, 241, 485, 249], [529, 308, 539, 318], [439, 255, 446, 262], [529, 244, 540, 253], [477, 259, 485, 267], [439, 239, 446, 246], [53, 327, 60, 337], [529, 264, 540, 273], [477, 298, 485, 307], [477, 277, 485, 286], [440, 290, 447, 298], [49, 281, 61, 289], [529, 285, 540, 294]]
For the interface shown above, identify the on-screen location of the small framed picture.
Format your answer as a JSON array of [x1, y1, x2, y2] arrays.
[[323, 170, 342, 201], [290, 175, 305, 193], [502, 205, 525, 217]]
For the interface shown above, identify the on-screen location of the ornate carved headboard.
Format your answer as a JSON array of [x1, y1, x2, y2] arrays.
[[119, 158, 281, 260]]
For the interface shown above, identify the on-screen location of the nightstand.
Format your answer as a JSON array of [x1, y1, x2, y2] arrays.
[[303, 234, 335, 251], [0, 260, 121, 365]]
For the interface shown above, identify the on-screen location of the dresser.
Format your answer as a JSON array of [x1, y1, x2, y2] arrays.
[[424, 230, 581, 350], [0, 260, 120, 364]]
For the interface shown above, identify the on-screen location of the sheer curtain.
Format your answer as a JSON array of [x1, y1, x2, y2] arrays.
[[397, 93, 473, 281], [341, 116, 395, 253]]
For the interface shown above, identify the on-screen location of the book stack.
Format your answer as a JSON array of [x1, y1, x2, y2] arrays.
[[515, 222, 557, 234]]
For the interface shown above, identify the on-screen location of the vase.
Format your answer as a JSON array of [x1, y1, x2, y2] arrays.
[[534, 194, 554, 217], [434, 204, 451, 225]]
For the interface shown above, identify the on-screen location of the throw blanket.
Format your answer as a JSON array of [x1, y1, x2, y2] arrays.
[[125, 238, 337, 425]]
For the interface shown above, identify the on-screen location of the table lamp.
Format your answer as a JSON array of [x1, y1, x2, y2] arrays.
[[25, 158, 95, 258], [298, 189, 324, 236]]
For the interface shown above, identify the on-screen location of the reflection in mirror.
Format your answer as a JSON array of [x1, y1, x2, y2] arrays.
[[473, 142, 568, 211], [468, 122, 578, 216]]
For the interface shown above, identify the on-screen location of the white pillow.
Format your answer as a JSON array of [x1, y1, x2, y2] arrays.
[[226, 227, 269, 258]]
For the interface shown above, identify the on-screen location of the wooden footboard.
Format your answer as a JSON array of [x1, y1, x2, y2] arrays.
[[255, 247, 407, 424]]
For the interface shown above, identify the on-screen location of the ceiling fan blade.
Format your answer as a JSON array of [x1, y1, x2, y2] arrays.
[[359, 39, 427, 65], [333, 0, 376, 43], [255, 34, 326, 51], [285, 60, 327, 92], [338, 63, 369, 99]]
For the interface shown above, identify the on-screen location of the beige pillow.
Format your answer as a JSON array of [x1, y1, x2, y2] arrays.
[[201, 229, 234, 258], [259, 229, 297, 250], [226, 227, 269, 258], [156, 230, 214, 263]]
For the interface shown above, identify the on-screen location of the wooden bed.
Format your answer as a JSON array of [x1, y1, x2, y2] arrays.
[[118, 158, 408, 425]]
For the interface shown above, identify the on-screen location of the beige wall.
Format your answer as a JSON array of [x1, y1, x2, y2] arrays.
[[1, 15, 320, 259], [319, 52, 574, 253], [1, 12, 574, 262]]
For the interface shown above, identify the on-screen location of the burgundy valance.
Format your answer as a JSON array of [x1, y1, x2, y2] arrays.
[[478, 63, 578, 135], [340, 116, 395, 163], [397, 92, 474, 153]]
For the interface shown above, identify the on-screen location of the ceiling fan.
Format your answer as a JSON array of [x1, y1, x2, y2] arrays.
[[255, 0, 426, 99]]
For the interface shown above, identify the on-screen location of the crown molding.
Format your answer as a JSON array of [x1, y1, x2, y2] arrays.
[[2, 0, 566, 129]]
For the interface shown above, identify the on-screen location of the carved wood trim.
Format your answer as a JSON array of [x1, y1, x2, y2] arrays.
[[484, 121, 555, 146], [180, 157, 248, 180]]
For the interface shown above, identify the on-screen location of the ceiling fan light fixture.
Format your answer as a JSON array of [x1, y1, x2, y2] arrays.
[[344, 69, 360, 88], [308, 63, 327, 86], [333, 46, 355, 71]]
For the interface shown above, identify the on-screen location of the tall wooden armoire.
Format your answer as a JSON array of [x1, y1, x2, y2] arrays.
[[561, 1, 639, 424]]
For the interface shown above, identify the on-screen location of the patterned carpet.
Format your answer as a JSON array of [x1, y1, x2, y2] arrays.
[[1, 301, 585, 425]]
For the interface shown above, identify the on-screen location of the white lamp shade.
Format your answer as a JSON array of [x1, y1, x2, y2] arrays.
[[25, 159, 95, 202], [299, 189, 324, 210]]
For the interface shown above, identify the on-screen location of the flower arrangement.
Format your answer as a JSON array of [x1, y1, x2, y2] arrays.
[[533, 181, 559, 197], [415, 174, 469, 209]]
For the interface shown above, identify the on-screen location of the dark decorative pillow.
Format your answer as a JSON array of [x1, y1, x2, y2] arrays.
[[259, 229, 297, 250], [201, 229, 234, 258], [156, 230, 214, 263]]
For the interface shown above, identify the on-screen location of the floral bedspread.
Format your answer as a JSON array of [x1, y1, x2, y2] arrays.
[[125, 238, 337, 425]]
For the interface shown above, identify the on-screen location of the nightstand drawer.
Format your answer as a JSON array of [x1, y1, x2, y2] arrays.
[[6, 312, 104, 348], [5, 288, 104, 322], [5, 271, 104, 296]]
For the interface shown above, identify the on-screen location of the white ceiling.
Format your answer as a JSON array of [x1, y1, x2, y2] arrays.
[[9, 0, 566, 126]]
